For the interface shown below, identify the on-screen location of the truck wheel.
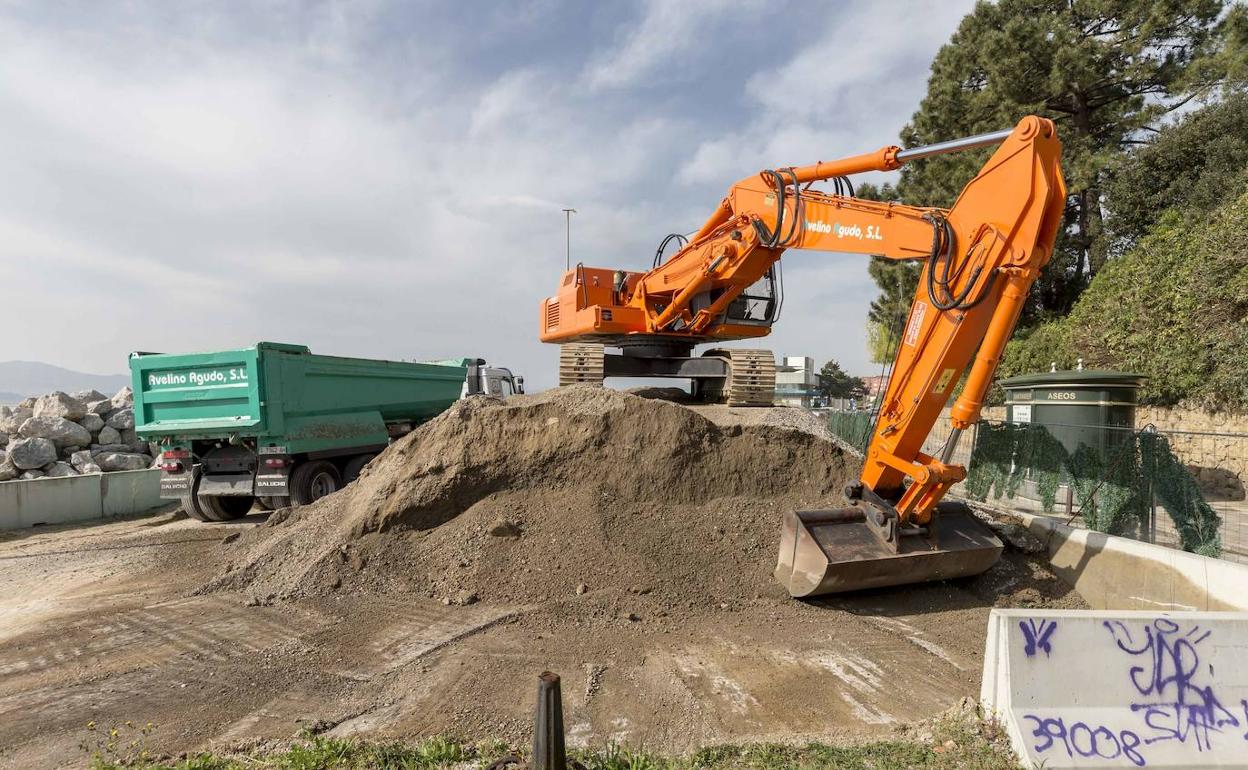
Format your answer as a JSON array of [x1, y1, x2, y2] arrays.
[[180, 467, 211, 522], [255, 495, 290, 511], [342, 454, 376, 485], [290, 460, 341, 506], [199, 494, 255, 521]]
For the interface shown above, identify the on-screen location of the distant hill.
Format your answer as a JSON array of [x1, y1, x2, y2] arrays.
[[0, 361, 130, 404]]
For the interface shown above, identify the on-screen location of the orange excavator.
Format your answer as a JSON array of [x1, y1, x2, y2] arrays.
[[539, 116, 1066, 594]]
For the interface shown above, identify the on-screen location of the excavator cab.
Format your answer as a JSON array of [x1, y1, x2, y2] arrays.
[[725, 267, 782, 326]]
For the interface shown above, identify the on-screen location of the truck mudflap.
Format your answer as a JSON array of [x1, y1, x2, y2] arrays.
[[198, 473, 257, 496], [254, 470, 290, 496], [160, 470, 193, 498], [255, 445, 290, 496]]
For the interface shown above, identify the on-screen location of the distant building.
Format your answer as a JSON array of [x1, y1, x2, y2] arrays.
[[861, 375, 888, 397], [828, 373, 889, 411], [775, 355, 818, 408]]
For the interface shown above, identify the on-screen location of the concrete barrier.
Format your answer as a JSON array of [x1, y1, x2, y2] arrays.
[[1001, 509, 1248, 612], [982, 609, 1248, 768], [0, 469, 165, 529]]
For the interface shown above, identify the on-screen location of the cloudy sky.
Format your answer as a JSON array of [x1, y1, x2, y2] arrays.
[[0, 0, 975, 389]]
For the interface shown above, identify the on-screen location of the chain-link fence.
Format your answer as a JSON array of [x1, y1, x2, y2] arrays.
[[826, 412, 1248, 564]]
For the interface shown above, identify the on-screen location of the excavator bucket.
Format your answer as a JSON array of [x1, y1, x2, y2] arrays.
[[775, 502, 1002, 597]]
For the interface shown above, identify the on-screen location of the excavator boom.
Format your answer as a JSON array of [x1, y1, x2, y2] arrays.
[[539, 116, 1066, 595]]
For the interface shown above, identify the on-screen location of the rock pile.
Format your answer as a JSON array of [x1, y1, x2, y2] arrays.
[[0, 388, 155, 481]]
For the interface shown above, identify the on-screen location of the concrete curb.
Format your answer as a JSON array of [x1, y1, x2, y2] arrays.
[[995, 508, 1248, 612], [0, 469, 165, 529]]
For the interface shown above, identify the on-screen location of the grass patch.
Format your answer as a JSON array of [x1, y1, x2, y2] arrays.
[[85, 714, 1019, 769]]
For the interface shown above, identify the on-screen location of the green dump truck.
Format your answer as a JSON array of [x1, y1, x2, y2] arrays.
[[132, 343, 479, 522]]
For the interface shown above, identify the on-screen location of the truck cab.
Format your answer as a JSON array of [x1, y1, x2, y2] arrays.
[[464, 361, 525, 399]]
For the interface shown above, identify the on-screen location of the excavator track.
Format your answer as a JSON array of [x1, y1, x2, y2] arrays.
[[558, 343, 605, 387], [704, 348, 776, 406]]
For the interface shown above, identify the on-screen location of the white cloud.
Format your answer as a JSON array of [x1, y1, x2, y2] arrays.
[[677, 1, 973, 186], [0, 1, 975, 390], [581, 0, 766, 90]]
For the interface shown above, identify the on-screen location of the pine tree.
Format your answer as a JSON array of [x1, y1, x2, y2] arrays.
[[889, 0, 1231, 321]]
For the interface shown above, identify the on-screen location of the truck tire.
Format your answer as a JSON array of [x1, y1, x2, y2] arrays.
[[255, 495, 291, 511], [289, 460, 341, 506], [342, 454, 376, 485], [199, 494, 254, 521], [180, 467, 211, 522]]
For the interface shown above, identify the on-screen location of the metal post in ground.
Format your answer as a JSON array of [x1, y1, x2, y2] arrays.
[[532, 671, 568, 770]]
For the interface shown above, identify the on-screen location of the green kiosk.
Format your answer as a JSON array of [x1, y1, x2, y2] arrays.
[[998, 365, 1145, 455]]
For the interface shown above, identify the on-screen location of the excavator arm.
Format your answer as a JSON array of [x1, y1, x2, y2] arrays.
[[638, 116, 1064, 529]]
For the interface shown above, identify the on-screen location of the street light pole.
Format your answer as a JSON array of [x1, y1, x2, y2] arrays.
[[562, 208, 576, 270]]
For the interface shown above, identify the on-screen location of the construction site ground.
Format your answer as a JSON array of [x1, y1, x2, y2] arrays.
[[0, 389, 1082, 769]]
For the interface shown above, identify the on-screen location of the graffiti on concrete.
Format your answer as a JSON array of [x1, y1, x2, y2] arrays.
[[1104, 618, 1246, 752], [1019, 617, 1057, 657], [1021, 714, 1146, 766], [1020, 616, 1248, 766]]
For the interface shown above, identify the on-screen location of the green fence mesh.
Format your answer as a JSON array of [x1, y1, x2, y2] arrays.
[[1138, 431, 1224, 557], [826, 413, 1223, 558], [827, 411, 874, 452], [965, 422, 1221, 557]]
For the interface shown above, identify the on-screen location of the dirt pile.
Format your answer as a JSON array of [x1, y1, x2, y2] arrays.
[[209, 386, 856, 606]]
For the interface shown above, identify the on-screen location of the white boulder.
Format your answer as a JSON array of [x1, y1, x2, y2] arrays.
[[7, 437, 58, 469], [105, 407, 135, 430], [19, 416, 92, 448], [0, 407, 31, 434], [110, 386, 133, 409], [69, 449, 95, 471], [33, 392, 88, 421], [95, 452, 150, 472], [45, 461, 78, 477]]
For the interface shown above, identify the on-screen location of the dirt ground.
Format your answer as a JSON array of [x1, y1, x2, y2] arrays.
[[0, 392, 1083, 769]]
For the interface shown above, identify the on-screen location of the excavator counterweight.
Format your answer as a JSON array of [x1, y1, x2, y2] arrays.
[[539, 116, 1065, 596]]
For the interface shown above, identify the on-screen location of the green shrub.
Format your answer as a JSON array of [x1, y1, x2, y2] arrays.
[[1002, 186, 1248, 410]]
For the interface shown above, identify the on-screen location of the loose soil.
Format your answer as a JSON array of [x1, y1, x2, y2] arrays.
[[0, 388, 1082, 769]]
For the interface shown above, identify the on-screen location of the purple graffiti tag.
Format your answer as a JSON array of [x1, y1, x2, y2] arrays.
[[1020, 618, 1057, 657], [1104, 618, 1242, 752], [1021, 714, 1146, 766]]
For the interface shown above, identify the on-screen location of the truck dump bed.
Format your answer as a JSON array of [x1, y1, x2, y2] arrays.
[[132, 342, 466, 454]]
